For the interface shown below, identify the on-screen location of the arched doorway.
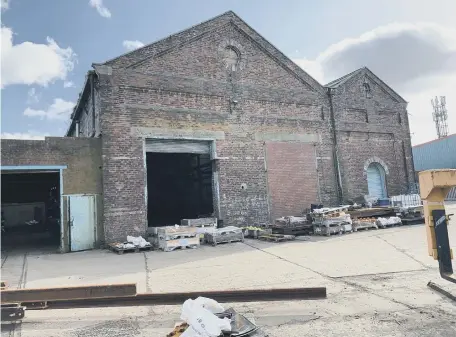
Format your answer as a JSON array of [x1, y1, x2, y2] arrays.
[[366, 162, 387, 198]]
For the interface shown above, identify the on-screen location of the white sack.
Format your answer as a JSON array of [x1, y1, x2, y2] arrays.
[[180, 298, 231, 337], [194, 296, 225, 314], [126, 235, 150, 248]]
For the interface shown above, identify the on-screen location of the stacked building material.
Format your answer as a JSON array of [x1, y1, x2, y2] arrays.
[[204, 226, 244, 246], [390, 195, 424, 224], [352, 218, 378, 231], [273, 215, 313, 235], [376, 216, 402, 228], [258, 234, 295, 242], [348, 207, 395, 219], [311, 206, 353, 236], [242, 226, 272, 238], [157, 226, 200, 252], [181, 217, 217, 241]]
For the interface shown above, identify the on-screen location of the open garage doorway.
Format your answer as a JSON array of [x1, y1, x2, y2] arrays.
[[146, 139, 215, 227], [1, 171, 61, 253]]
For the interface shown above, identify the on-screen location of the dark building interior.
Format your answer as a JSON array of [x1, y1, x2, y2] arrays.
[[1, 172, 61, 251], [146, 153, 214, 227]]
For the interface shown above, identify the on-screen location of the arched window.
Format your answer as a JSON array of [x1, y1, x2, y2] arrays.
[[223, 46, 240, 71], [363, 82, 372, 98], [366, 162, 387, 198]]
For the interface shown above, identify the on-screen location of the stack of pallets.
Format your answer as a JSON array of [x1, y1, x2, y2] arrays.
[[204, 226, 244, 246], [311, 206, 352, 236], [157, 226, 200, 252], [181, 218, 217, 241], [272, 216, 313, 235], [352, 218, 378, 231], [258, 234, 295, 242]]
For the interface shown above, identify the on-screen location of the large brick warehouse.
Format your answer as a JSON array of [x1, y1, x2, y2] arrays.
[[1, 11, 415, 248]]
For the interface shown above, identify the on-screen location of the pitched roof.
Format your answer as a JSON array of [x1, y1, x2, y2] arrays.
[[96, 11, 326, 95], [325, 67, 407, 103], [325, 67, 366, 89]]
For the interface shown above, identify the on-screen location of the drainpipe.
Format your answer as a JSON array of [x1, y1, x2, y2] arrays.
[[327, 88, 343, 204], [90, 72, 96, 137]]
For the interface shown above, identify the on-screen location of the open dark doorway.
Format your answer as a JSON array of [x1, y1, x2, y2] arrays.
[[1, 172, 61, 252], [146, 153, 214, 227]]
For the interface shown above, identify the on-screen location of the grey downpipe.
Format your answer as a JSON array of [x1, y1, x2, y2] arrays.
[[327, 88, 343, 204]]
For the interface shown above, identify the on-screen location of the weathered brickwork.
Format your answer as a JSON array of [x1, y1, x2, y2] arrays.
[[92, 12, 338, 242], [331, 70, 415, 202], [64, 11, 414, 242], [1, 137, 102, 195], [266, 142, 318, 219]]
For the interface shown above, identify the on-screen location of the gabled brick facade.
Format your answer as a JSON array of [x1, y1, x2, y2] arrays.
[[66, 11, 414, 242]]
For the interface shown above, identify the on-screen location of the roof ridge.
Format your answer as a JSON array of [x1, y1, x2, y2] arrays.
[[324, 67, 406, 103], [98, 11, 236, 66], [413, 133, 456, 147], [324, 67, 365, 88]]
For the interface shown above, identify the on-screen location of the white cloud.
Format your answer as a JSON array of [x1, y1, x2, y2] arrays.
[[26, 88, 40, 104], [63, 80, 75, 88], [293, 22, 456, 145], [123, 40, 145, 51], [1, 131, 50, 140], [1, 27, 77, 88], [24, 98, 75, 121], [293, 58, 324, 83], [89, 0, 111, 18]]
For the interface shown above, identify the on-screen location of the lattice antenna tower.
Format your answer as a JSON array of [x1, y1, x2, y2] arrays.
[[431, 96, 449, 138]]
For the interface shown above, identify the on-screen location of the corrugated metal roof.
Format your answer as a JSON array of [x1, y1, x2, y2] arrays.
[[412, 134, 456, 171]]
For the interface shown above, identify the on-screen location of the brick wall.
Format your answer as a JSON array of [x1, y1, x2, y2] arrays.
[[69, 12, 414, 242], [1, 137, 102, 195], [266, 142, 318, 218], [95, 13, 338, 241], [331, 72, 415, 201]]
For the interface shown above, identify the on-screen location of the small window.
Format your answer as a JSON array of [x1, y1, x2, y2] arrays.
[[223, 46, 240, 71], [363, 82, 373, 98]]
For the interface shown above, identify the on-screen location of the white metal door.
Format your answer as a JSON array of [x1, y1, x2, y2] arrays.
[[367, 164, 386, 198], [68, 195, 95, 251]]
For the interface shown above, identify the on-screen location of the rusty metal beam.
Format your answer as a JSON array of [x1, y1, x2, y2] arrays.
[[427, 281, 456, 302], [18, 287, 327, 310], [1, 283, 137, 304]]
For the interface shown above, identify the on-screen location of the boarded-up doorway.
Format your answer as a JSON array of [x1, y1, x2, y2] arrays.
[[265, 142, 318, 219]]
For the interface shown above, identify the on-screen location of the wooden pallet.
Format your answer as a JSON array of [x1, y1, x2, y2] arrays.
[[210, 238, 244, 246], [108, 244, 153, 255], [272, 226, 313, 236], [258, 234, 295, 242], [352, 222, 378, 232]]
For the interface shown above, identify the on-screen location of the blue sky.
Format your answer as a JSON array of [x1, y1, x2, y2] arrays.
[[1, 0, 456, 144]]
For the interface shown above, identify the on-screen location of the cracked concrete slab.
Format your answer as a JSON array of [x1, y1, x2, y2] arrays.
[[2, 211, 456, 336]]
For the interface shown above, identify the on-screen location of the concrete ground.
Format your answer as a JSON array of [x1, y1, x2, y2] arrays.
[[2, 203, 456, 336]]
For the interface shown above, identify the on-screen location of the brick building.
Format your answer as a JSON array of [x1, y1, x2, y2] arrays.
[[63, 11, 414, 243]]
